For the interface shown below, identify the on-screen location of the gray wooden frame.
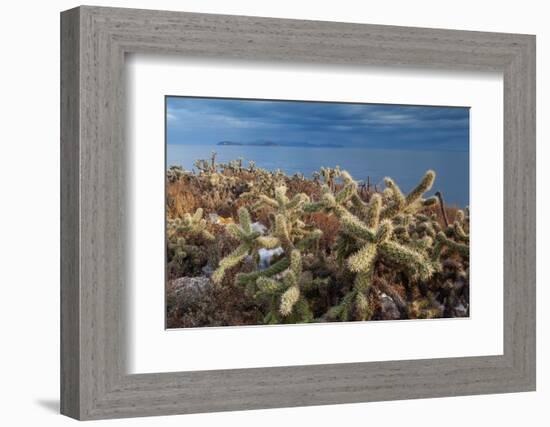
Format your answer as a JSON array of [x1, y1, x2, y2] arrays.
[[60, 5, 536, 420]]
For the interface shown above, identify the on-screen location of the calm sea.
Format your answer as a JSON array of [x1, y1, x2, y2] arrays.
[[167, 144, 469, 207]]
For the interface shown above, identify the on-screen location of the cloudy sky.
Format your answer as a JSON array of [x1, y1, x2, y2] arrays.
[[166, 96, 469, 152]]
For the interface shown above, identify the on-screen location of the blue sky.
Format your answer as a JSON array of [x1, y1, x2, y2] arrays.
[[166, 97, 469, 152]]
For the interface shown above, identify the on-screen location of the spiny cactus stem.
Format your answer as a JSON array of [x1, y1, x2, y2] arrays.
[[436, 232, 469, 257], [405, 170, 435, 205]]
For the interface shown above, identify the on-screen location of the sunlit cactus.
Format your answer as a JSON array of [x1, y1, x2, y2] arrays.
[[211, 207, 280, 285], [451, 209, 470, 243], [167, 208, 214, 242], [319, 166, 341, 191], [166, 155, 470, 326], [305, 169, 441, 321], [194, 151, 218, 174], [254, 250, 327, 323], [431, 208, 470, 262], [253, 185, 309, 226], [165, 208, 217, 279], [215, 184, 323, 298], [380, 170, 437, 219], [166, 165, 188, 183], [252, 184, 322, 253]]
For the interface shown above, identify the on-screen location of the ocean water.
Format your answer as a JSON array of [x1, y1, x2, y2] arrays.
[[167, 144, 469, 207]]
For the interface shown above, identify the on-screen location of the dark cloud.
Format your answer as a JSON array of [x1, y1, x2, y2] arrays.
[[166, 97, 469, 151]]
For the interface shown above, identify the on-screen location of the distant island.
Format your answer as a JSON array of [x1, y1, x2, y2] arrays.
[[217, 140, 343, 148]]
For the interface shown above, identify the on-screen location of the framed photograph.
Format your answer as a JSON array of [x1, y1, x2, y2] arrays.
[[61, 6, 536, 420], [164, 96, 471, 329]]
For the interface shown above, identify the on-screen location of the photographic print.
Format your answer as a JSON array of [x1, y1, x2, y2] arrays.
[[165, 97, 470, 328]]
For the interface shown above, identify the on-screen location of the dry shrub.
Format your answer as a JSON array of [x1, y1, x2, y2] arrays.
[[307, 212, 340, 251], [167, 179, 200, 218], [286, 178, 321, 200]]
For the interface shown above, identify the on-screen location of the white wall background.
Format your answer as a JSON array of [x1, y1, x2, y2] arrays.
[[0, 0, 546, 425]]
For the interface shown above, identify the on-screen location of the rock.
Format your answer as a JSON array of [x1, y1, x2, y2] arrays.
[[258, 247, 284, 269], [208, 213, 234, 225], [201, 264, 214, 277], [208, 213, 220, 223], [378, 292, 401, 320], [251, 221, 267, 234], [169, 276, 212, 308], [454, 303, 468, 317]]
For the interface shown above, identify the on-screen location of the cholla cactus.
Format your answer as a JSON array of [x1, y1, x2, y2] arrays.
[[252, 184, 312, 247], [167, 208, 215, 242], [167, 155, 470, 325], [239, 167, 283, 201], [306, 170, 441, 321], [167, 165, 188, 183], [319, 166, 341, 191], [166, 236, 207, 277], [431, 209, 470, 261], [254, 250, 327, 323], [380, 170, 438, 219], [212, 207, 280, 285], [166, 208, 214, 278], [194, 151, 218, 174], [216, 185, 323, 296]]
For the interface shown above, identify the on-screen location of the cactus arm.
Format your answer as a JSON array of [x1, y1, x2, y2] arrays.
[[279, 285, 300, 316], [255, 276, 283, 296], [235, 256, 290, 287], [211, 244, 249, 284], [237, 207, 252, 234], [254, 194, 278, 210], [274, 185, 289, 208], [350, 193, 368, 217], [405, 170, 435, 206], [378, 240, 434, 281], [435, 231, 469, 257], [375, 219, 393, 243], [293, 297, 314, 322], [295, 229, 322, 251], [289, 250, 302, 277], [355, 291, 372, 321], [274, 214, 294, 253], [287, 193, 309, 210], [365, 193, 382, 228], [335, 181, 356, 205], [192, 207, 204, 222], [201, 229, 215, 241], [381, 171, 438, 220], [452, 222, 469, 243], [327, 289, 356, 321], [380, 177, 406, 219], [347, 243, 377, 273], [263, 311, 280, 324], [256, 235, 280, 249], [303, 201, 324, 213], [226, 223, 247, 241], [340, 213, 376, 242]]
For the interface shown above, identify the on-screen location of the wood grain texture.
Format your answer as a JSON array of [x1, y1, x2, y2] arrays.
[[60, 7, 80, 419], [60, 6, 536, 420]]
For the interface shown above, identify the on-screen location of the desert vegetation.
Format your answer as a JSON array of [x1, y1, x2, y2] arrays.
[[166, 152, 469, 328]]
